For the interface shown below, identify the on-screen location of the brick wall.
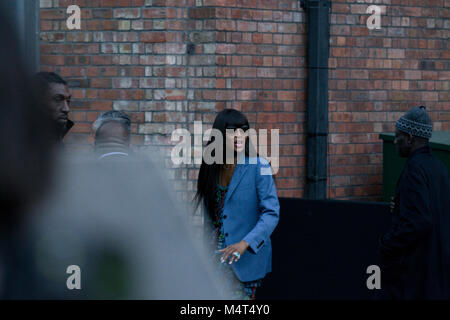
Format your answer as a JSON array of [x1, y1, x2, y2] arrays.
[[328, 0, 449, 201], [39, 0, 449, 202], [39, 0, 307, 201]]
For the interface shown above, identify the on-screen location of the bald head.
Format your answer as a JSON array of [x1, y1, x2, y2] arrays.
[[95, 121, 130, 149]]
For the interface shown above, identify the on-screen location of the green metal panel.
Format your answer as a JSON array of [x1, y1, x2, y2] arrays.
[[379, 131, 450, 202]]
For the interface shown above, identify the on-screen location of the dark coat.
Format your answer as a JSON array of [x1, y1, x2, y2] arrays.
[[380, 145, 450, 299], [60, 119, 74, 139]]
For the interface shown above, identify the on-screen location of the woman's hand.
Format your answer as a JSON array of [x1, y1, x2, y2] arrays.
[[219, 240, 249, 265]]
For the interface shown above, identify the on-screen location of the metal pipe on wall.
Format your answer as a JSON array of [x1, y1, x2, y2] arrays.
[[301, 0, 331, 199], [0, 0, 40, 73]]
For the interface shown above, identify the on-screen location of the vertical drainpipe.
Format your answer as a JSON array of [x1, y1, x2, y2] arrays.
[[301, 0, 331, 199], [0, 0, 40, 73], [25, 0, 41, 73]]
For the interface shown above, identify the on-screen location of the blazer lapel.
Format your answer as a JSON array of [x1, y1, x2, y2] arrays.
[[225, 163, 248, 204]]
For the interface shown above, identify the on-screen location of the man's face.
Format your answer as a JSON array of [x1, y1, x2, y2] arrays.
[[394, 129, 412, 157], [45, 83, 71, 127]]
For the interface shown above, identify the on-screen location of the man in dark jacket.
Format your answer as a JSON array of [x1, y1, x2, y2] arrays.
[[380, 106, 450, 299], [32, 72, 74, 141]]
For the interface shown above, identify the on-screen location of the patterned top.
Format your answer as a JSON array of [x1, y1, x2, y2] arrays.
[[213, 184, 228, 250]]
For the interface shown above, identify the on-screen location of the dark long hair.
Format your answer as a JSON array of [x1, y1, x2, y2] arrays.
[[195, 109, 254, 220]]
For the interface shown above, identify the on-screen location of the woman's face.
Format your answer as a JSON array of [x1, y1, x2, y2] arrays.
[[225, 127, 247, 155]]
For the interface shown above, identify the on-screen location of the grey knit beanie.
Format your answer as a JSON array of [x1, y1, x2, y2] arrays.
[[395, 106, 432, 139]]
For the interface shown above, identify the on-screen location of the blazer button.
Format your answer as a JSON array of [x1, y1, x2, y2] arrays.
[[223, 215, 227, 219], [225, 233, 229, 237]]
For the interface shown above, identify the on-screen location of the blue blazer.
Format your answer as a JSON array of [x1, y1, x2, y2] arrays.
[[216, 156, 280, 282]]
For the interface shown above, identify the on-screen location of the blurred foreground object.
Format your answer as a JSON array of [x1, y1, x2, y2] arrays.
[[0, 10, 227, 299], [3, 154, 229, 299], [0, 11, 56, 232]]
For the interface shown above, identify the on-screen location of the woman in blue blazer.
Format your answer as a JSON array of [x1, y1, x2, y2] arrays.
[[196, 109, 280, 299]]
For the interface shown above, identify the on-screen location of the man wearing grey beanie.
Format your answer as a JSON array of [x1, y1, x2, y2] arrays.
[[379, 106, 450, 299]]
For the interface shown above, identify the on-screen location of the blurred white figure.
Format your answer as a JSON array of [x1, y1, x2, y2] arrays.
[[20, 151, 230, 299]]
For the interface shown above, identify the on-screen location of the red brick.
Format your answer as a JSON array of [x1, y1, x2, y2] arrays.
[[40, 55, 65, 65], [188, 7, 215, 19], [140, 32, 166, 43], [216, 44, 236, 54]]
